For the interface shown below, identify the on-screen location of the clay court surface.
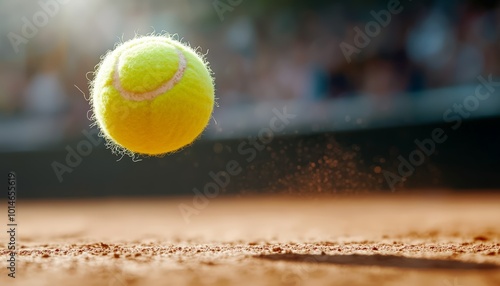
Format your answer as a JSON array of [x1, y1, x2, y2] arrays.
[[1, 193, 499, 286]]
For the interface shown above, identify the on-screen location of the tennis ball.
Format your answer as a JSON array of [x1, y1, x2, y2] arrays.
[[90, 35, 215, 156]]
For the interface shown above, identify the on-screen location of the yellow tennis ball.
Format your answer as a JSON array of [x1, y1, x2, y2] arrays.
[[90, 35, 215, 156]]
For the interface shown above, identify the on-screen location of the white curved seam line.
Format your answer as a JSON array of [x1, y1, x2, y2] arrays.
[[113, 49, 187, 101]]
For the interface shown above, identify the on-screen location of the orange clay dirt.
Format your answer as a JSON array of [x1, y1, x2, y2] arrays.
[[1, 193, 500, 286]]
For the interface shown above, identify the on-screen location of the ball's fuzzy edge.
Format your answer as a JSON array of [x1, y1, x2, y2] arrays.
[[86, 33, 217, 160]]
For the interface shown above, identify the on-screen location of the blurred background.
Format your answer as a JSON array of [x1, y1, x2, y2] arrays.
[[0, 0, 499, 198]]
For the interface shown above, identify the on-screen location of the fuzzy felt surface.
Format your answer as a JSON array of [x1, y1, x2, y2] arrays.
[[91, 35, 215, 155]]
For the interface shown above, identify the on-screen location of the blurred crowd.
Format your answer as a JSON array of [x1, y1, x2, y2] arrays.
[[0, 0, 499, 139], [215, 0, 500, 102]]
